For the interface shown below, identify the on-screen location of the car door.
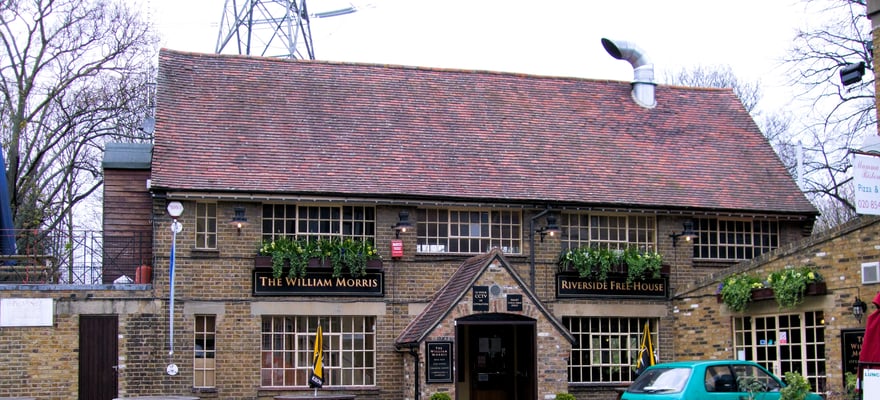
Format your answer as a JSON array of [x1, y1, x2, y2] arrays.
[[701, 364, 782, 400]]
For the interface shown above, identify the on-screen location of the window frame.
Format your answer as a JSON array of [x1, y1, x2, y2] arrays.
[[194, 202, 217, 249], [564, 316, 658, 384], [260, 315, 376, 388], [732, 311, 826, 394], [416, 208, 522, 255], [193, 314, 216, 388], [692, 217, 779, 261], [261, 204, 376, 243], [559, 213, 657, 251]]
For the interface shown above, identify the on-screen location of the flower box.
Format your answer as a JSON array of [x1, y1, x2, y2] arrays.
[[715, 281, 827, 304], [254, 255, 382, 272]]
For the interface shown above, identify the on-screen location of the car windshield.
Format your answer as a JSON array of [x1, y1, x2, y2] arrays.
[[627, 367, 691, 394]]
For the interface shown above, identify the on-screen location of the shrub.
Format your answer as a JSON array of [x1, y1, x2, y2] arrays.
[[719, 273, 763, 312], [429, 393, 451, 400], [555, 393, 576, 400], [780, 371, 811, 400]]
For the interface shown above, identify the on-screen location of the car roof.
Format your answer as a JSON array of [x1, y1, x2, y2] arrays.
[[647, 360, 762, 369]]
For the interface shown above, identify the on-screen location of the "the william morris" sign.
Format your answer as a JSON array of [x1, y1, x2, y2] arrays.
[[556, 273, 668, 299], [253, 269, 384, 296]]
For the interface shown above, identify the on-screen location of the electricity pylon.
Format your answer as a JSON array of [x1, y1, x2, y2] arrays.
[[215, 0, 316, 60]]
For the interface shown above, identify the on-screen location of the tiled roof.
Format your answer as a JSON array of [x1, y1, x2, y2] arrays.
[[152, 49, 817, 215], [394, 248, 574, 346]]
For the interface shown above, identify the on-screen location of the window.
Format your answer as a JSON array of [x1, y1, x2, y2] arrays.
[[193, 315, 216, 388], [692, 218, 778, 260], [733, 311, 825, 393], [261, 316, 375, 387], [560, 213, 656, 251], [416, 208, 522, 254], [564, 317, 657, 384], [261, 204, 376, 242], [195, 203, 217, 249]]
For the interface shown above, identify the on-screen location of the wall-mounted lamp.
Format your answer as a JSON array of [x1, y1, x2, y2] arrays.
[[535, 212, 562, 243], [853, 297, 868, 323], [529, 206, 561, 290], [392, 210, 414, 239], [230, 206, 248, 236], [670, 220, 696, 247]]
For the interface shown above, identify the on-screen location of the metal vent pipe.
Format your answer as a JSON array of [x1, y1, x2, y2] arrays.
[[601, 38, 656, 108]]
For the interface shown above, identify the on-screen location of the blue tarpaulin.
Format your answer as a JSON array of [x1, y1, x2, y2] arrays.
[[0, 150, 16, 255]]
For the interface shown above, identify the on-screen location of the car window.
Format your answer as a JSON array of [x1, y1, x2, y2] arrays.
[[732, 364, 782, 392], [705, 365, 737, 392], [627, 367, 691, 394]]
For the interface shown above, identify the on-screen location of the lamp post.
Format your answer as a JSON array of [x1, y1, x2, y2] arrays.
[[166, 201, 183, 376], [529, 207, 560, 291]]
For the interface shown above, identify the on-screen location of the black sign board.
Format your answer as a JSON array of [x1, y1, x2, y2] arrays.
[[556, 273, 668, 299], [507, 294, 523, 312], [842, 329, 865, 386], [473, 286, 489, 311], [426, 341, 453, 383], [253, 268, 384, 296]]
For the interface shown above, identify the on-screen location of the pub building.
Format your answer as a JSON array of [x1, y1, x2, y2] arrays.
[[4, 43, 877, 400]]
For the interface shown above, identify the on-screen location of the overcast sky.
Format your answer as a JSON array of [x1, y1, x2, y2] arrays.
[[149, 0, 815, 111]]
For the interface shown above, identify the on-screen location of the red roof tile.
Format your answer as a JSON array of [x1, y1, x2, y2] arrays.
[[152, 49, 816, 215]]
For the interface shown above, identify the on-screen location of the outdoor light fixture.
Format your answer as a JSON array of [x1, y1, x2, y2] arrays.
[[853, 297, 868, 323], [536, 212, 562, 242], [529, 206, 561, 290], [392, 210, 413, 239], [670, 220, 697, 247], [230, 206, 248, 236], [840, 61, 866, 86]]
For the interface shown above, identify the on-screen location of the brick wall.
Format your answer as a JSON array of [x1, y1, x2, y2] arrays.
[[671, 215, 880, 396]]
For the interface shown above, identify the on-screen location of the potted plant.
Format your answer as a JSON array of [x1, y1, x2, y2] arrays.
[[622, 246, 663, 283], [258, 237, 381, 278], [557, 246, 618, 280], [768, 266, 823, 309], [719, 273, 764, 312], [258, 237, 317, 278]]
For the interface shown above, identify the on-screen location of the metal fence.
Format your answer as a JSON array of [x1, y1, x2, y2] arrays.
[[0, 229, 152, 285]]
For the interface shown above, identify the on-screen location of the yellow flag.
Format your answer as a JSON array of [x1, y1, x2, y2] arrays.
[[634, 321, 655, 375], [309, 325, 324, 388]]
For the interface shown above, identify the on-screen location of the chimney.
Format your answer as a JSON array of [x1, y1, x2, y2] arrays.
[[601, 38, 656, 108]]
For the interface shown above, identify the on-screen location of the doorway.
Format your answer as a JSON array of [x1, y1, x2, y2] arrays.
[[79, 315, 118, 400], [456, 313, 536, 400]]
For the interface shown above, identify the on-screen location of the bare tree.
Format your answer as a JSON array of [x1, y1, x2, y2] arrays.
[[783, 0, 874, 229], [0, 0, 156, 238]]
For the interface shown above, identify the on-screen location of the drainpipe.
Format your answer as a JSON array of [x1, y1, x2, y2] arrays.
[[409, 346, 420, 400], [601, 38, 656, 108]]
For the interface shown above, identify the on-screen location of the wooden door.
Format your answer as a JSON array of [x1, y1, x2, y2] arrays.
[[79, 315, 118, 400]]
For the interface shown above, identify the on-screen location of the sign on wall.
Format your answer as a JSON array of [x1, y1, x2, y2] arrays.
[[556, 273, 668, 299], [841, 329, 864, 388], [472, 286, 489, 311], [253, 269, 384, 296], [426, 341, 453, 383], [0, 298, 53, 327], [853, 153, 880, 215]]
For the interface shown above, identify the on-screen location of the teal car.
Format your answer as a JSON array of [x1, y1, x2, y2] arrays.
[[620, 360, 823, 400]]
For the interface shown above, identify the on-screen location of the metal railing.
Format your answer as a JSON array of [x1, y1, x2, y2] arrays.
[[0, 229, 152, 285]]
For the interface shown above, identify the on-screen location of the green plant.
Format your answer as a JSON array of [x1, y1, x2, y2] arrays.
[[258, 236, 316, 278], [429, 393, 451, 400], [719, 273, 764, 312], [767, 266, 822, 309], [737, 375, 766, 400], [623, 246, 663, 283], [844, 371, 858, 400], [780, 371, 811, 400], [259, 237, 380, 278], [554, 393, 576, 400]]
